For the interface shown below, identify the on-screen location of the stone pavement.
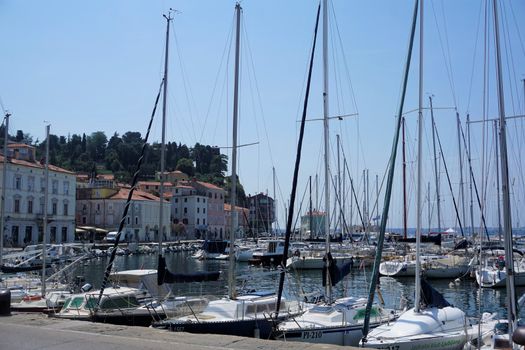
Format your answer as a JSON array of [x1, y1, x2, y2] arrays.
[[0, 312, 366, 350]]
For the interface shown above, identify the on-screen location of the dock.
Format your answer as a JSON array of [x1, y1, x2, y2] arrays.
[[0, 312, 366, 350]]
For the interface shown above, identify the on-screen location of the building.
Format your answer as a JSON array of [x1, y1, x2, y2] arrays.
[[171, 179, 226, 239], [300, 210, 326, 239], [247, 193, 275, 234], [224, 203, 250, 239], [156, 170, 189, 184], [0, 143, 76, 246], [137, 181, 174, 196], [76, 179, 170, 242]]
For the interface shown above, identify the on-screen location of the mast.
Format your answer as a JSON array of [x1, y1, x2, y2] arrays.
[[337, 134, 341, 235], [456, 111, 467, 234], [322, 0, 332, 303], [159, 11, 172, 257], [429, 96, 441, 233], [41, 124, 50, 297], [467, 114, 475, 236], [309, 175, 313, 240], [414, 0, 423, 314], [0, 112, 9, 265], [402, 116, 408, 239], [228, 2, 241, 300], [493, 0, 517, 338], [494, 120, 502, 241], [273, 166, 276, 235], [362, 0, 419, 339], [275, 2, 320, 318]]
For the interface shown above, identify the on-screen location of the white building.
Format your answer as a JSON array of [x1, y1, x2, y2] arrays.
[[171, 180, 225, 239], [76, 184, 170, 242], [0, 143, 76, 246]]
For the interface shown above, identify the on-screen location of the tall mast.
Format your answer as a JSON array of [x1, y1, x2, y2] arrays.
[[0, 112, 9, 265], [493, 0, 517, 337], [456, 111, 467, 233], [494, 120, 502, 241], [337, 134, 341, 235], [322, 0, 332, 303], [159, 11, 172, 257], [272, 166, 276, 235], [402, 116, 408, 239], [414, 0, 423, 314], [429, 96, 441, 233], [309, 175, 313, 240], [228, 2, 242, 301], [467, 114, 475, 236], [41, 124, 50, 296]]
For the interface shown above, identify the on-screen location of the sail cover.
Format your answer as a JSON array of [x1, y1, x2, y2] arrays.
[[420, 279, 451, 308], [157, 255, 220, 285], [322, 252, 353, 286]]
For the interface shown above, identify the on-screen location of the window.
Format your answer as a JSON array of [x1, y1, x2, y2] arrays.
[[184, 207, 187, 214], [63, 181, 69, 195], [197, 198, 200, 203], [208, 193, 212, 198], [203, 198, 206, 203], [14, 175, 22, 190], [40, 178, 45, 193], [214, 193, 217, 199], [203, 218, 206, 225], [40, 197, 45, 214], [52, 202, 57, 215], [50, 227, 57, 243], [135, 217, 139, 225], [28, 177, 34, 191], [182, 218, 188, 224], [126, 216, 130, 225], [61, 227, 67, 242], [25, 226, 32, 243], [27, 199, 33, 214], [14, 198, 20, 213], [11, 226, 19, 245], [174, 208, 178, 214], [52, 180, 58, 194], [197, 218, 200, 225], [184, 198, 187, 203], [63, 203, 68, 216], [197, 208, 200, 213], [82, 217, 87, 224], [203, 208, 206, 214], [175, 198, 178, 203]]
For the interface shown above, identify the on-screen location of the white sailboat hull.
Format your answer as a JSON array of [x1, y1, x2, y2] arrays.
[[379, 261, 415, 277]]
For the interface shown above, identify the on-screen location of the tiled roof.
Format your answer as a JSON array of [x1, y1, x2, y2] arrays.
[[109, 187, 165, 202], [0, 155, 75, 175]]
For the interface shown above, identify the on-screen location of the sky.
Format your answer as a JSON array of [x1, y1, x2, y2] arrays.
[[1, 0, 524, 231]]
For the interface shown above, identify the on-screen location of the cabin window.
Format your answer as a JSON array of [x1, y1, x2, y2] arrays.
[[100, 296, 139, 310], [69, 297, 85, 309]]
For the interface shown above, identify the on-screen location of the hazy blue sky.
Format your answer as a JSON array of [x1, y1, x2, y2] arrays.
[[1, 1, 524, 230]]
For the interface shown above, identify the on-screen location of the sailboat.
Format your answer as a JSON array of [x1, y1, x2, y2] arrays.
[[151, 4, 304, 338], [362, 1, 472, 349], [273, 1, 397, 346]]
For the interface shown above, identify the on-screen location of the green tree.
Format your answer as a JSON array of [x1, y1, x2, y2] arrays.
[[176, 158, 195, 176]]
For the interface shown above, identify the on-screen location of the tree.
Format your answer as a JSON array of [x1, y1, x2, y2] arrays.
[[176, 158, 195, 177], [87, 131, 107, 162]]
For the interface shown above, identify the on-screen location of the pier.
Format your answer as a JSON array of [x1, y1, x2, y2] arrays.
[[0, 312, 365, 350]]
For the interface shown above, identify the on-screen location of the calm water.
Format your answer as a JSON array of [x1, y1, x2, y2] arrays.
[[71, 251, 524, 320]]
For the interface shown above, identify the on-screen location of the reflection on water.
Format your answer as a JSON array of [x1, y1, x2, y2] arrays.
[[71, 251, 524, 319]]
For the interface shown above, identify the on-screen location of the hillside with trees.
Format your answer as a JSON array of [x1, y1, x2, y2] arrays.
[[0, 127, 248, 206]]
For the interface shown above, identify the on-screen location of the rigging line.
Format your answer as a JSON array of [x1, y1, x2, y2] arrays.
[[458, 115, 490, 239], [466, 1, 484, 112], [96, 79, 164, 310], [171, 24, 199, 143], [433, 114, 465, 237], [330, 0, 359, 115], [430, 0, 457, 108], [500, 1, 522, 117], [508, 1, 525, 60], [199, 11, 236, 143]]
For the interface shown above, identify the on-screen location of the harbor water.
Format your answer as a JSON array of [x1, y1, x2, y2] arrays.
[[68, 250, 525, 321]]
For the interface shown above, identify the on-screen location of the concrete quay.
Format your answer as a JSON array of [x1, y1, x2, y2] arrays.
[[0, 312, 366, 350]]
